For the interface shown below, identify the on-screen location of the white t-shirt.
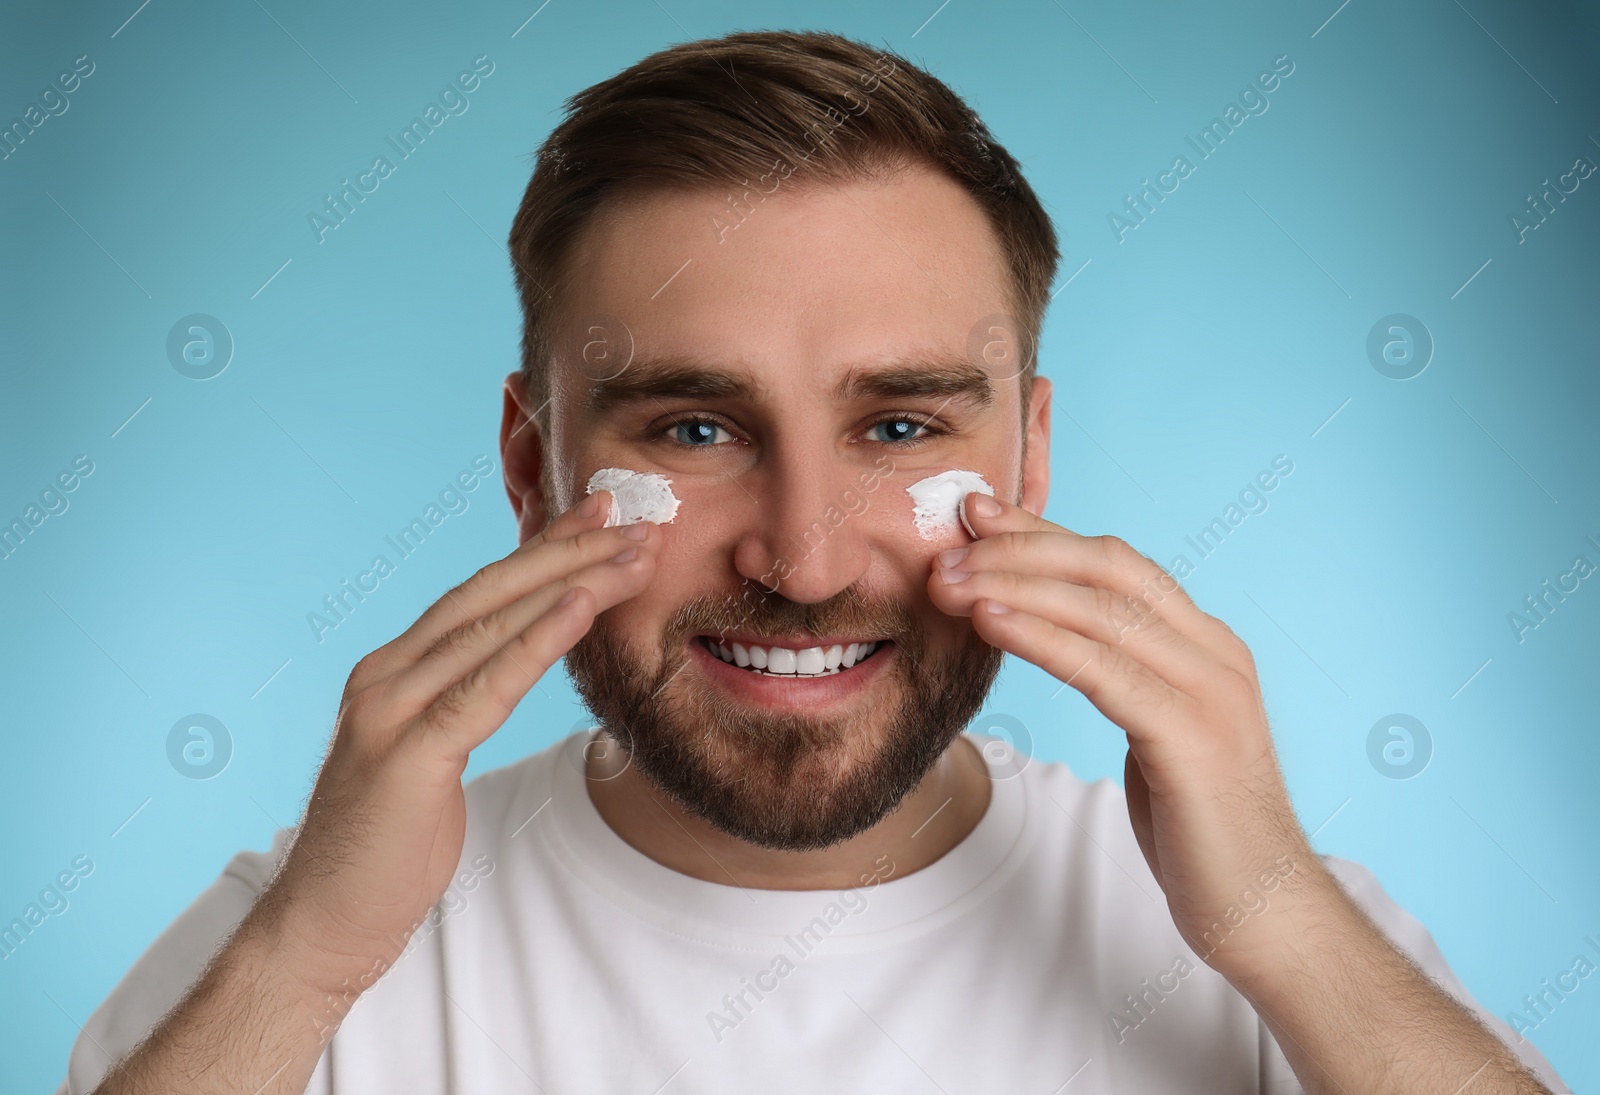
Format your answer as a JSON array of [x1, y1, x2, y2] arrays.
[[59, 730, 1567, 1093]]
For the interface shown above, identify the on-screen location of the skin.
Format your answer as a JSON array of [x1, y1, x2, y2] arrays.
[[500, 165, 1039, 889], [91, 164, 1557, 1094]]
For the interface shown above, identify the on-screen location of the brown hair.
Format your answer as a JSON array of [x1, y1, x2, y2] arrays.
[[508, 29, 1059, 458]]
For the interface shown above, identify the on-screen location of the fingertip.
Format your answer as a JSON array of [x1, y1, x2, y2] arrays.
[[959, 493, 980, 539], [565, 580, 604, 606]]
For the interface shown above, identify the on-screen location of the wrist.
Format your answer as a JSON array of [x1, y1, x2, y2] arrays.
[[1192, 853, 1353, 990], [238, 887, 402, 1031]]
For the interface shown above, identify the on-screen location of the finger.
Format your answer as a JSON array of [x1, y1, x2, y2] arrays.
[[950, 512, 1245, 664], [929, 566, 1220, 696], [370, 491, 633, 673], [964, 596, 1201, 752], [955, 523, 1212, 638], [407, 583, 604, 760], [390, 538, 657, 711]]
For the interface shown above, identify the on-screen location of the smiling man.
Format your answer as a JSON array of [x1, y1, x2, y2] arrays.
[[63, 29, 1566, 1095], [547, 173, 1021, 878]]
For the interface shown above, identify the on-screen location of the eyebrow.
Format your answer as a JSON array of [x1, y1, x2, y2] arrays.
[[582, 353, 996, 414]]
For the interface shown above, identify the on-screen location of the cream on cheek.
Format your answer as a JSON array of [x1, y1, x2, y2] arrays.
[[905, 470, 995, 540], [585, 467, 682, 527]]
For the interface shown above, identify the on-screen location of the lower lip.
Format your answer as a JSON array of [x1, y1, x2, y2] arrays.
[[688, 637, 893, 709]]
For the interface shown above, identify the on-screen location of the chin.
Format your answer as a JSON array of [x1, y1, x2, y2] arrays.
[[564, 594, 1005, 851]]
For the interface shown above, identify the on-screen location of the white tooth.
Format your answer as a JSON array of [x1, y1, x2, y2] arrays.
[[824, 644, 843, 670], [709, 642, 725, 661], [766, 647, 797, 674], [748, 644, 768, 669], [842, 643, 859, 668], [796, 647, 825, 675], [862, 641, 878, 660], [732, 642, 750, 667]]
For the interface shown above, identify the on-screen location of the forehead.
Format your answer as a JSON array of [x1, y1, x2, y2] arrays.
[[555, 164, 1016, 392]]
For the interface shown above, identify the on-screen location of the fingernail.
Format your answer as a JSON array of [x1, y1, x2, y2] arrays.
[[556, 588, 579, 607], [620, 521, 649, 541], [970, 493, 1002, 518], [938, 547, 968, 568], [610, 547, 637, 563], [982, 599, 1012, 614], [577, 494, 601, 518], [940, 567, 970, 584]]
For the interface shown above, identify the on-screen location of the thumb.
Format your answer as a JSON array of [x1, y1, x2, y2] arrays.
[[1123, 748, 1161, 888]]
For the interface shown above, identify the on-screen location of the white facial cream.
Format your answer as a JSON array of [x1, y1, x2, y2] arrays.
[[585, 468, 681, 527], [906, 470, 995, 540]]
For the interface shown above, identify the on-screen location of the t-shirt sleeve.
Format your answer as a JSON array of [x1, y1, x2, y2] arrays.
[[55, 827, 296, 1095], [1259, 854, 1569, 1093]]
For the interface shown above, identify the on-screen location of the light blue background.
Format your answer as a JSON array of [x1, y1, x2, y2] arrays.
[[3, 0, 1597, 1090]]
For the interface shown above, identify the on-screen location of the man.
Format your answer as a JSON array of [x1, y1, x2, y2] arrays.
[[62, 29, 1566, 1094]]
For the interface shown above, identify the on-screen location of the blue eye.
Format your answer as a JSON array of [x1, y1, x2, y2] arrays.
[[658, 414, 941, 450], [867, 417, 930, 444], [670, 418, 733, 446]]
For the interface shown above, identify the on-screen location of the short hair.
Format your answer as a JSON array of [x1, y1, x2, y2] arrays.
[[508, 28, 1059, 462]]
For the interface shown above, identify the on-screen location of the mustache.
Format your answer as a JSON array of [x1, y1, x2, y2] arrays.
[[661, 581, 926, 654]]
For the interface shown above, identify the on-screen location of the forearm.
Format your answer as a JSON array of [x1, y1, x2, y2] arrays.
[[1222, 863, 1553, 1095], [92, 903, 338, 1095]]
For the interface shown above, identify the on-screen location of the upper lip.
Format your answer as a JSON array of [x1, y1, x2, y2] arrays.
[[696, 632, 889, 650]]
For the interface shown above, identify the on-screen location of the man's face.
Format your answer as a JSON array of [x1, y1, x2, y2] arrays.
[[530, 163, 1049, 852]]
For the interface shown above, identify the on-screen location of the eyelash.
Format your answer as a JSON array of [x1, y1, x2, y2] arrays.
[[655, 413, 946, 450]]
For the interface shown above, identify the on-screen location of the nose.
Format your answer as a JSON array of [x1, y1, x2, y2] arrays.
[[732, 443, 874, 604]]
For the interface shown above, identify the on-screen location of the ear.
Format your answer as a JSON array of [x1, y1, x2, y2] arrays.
[[500, 373, 550, 543], [1019, 375, 1051, 518]]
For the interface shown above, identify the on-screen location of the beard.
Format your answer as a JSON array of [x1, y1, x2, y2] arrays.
[[565, 580, 1005, 853]]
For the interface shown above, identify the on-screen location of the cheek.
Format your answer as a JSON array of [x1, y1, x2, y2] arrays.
[[597, 514, 717, 645], [593, 579, 680, 669], [585, 467, 680, 525], [654, 477, 747, 560], [904, 470, 994, 541]]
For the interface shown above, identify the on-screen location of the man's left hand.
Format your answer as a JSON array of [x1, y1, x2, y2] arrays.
[[926, 490, 1324, 981]]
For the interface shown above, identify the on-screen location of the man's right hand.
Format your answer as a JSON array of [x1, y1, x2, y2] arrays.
[[93, 489, 658, 1094], [266, 487, 656, 1000]]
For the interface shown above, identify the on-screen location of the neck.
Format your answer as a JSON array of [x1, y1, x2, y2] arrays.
[[584, 734, 992, 891]]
